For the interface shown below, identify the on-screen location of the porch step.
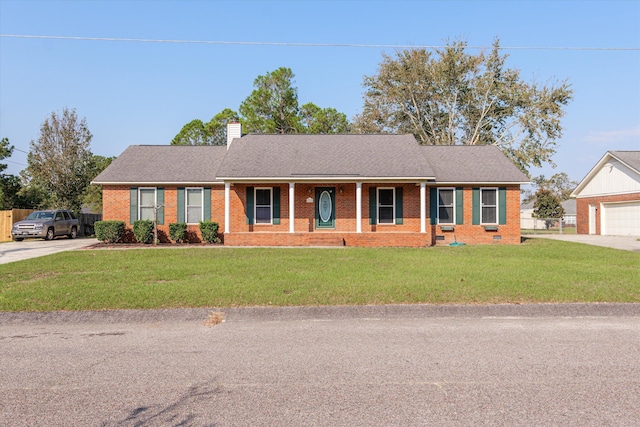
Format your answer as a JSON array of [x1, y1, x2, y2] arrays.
[[307, 234, 345, 246]]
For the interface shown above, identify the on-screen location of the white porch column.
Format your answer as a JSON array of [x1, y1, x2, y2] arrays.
[[356, 182, 362, 233], [420, 182, 426, 233], [289, 182, 295, 233], [224, 182, 230, 234]]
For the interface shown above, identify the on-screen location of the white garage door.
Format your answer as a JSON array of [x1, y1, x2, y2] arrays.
[[601, 201, 640, 236]]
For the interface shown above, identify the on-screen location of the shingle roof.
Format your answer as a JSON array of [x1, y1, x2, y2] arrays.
[[216, 134, 435, 180], [92, 145, 227, 184], [94, 136, 530, 185], [420, 145, 529, 183], [610, 151, 640, 173]]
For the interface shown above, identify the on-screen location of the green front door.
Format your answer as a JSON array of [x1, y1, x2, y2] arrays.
[[315, 187, 336, 228]]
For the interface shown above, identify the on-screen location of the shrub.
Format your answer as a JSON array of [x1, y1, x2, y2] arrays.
[[94, 221, 125, 243], [199, 221, 221, 244], [133, 220, 154, 244], [169, 222, 187, 243]]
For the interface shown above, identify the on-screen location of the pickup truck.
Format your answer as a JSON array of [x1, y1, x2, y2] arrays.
[[11, 209, 79, 241]]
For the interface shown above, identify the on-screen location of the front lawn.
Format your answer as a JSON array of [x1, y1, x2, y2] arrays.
[[0, 238, 638, 312]]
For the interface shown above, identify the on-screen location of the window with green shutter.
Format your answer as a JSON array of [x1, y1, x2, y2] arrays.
[[130, 187, 138, 224], [369, 187, 377, 224], [246, 186, 254, 225], [456, 187, 464, 225], [395, 187, 403, 225]]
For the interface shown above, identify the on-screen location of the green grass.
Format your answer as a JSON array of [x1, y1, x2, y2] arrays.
[[1, 238, 638, 312]]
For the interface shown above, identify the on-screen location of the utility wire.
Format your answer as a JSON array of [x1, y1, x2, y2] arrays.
[[1, 34, 638, 51]]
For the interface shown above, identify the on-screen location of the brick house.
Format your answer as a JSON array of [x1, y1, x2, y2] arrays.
[[571, 151, 640, 236], [93, 123, 529, 246]]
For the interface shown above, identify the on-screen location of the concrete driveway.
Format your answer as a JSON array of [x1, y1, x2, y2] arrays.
[[0, 237, 98, 265], [524, 233, 640, 252]]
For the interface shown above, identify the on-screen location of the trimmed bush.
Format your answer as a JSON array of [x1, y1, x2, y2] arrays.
[[94, 221, 125, 243], [133, 220, 154, 244], [169, 222, 187, 243], [199, 221, 221, 244]]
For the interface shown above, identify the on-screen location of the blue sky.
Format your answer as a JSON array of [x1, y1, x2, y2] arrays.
[[1, 0, 639, 184]]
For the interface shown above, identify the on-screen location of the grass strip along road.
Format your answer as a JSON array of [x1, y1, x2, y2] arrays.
[[1, 238, 638, 312]]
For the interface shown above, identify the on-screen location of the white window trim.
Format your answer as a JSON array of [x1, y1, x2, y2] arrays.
[[437, 187, 455, 225], [139, 187, 156, 221], [185, 187, 204, 224], [255, 187, 273, 225], [377, 187, 395, 225], [480, 187, 498, 225]]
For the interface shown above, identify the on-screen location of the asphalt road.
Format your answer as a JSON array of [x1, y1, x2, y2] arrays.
[[2, 305, 639, 426]]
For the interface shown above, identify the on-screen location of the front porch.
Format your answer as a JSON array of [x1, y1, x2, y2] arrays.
[[222, 231, 432, 247]]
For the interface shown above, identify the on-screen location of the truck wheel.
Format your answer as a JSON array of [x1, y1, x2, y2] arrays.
[[69, 227, 77, 239], [13, 238, 24, 242], [45, 228, 55, 241]]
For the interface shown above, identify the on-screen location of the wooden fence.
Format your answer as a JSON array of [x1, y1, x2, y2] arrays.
[[0, 210, 101, 241], [0, 209, 34, 242]]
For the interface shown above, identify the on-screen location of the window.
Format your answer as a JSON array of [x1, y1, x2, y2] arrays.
[[55, 211, 63, 220], [438, 189, 454, 224], [255, 188, 272, 224], [481, 188, 497, 224], [139, 188, 156, 221], [378, 188, 395, 224], [186, 188, 203, 224]]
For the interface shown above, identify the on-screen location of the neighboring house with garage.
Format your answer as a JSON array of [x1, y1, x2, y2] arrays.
[[93, 123, 529, 246], [571, 151, 640, 236]]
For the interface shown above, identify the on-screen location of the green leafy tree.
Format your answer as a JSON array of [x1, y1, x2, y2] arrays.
[[83, 155, 115, 213], [204, 108, 242, 145], [532, 189, 565, 229], [171, 109, 241, 145], [300, 103, 350, 134], [239, 67, 302, 134], [0, 137, 14, 209], [353, 39, 573, 173], [171, 119, 214, 145], [25, 108, 94, 214], [522, 172, 578, 204]]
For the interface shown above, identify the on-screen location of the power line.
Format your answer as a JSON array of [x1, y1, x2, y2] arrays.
[[1, 34, 638, 51]]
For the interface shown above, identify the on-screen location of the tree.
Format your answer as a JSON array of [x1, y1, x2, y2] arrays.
[[25, 108, 94, 214], [352, 39, 573, 173], [171, 109, 241, 146], [0, 137, 14, 209], [532, 189, 565, 229], [300, 103, 350, 134], [82, 155, 115, 212], [171, 119, 215, 145], [522, 172, 578, 204], [239, 67, 302, 134]]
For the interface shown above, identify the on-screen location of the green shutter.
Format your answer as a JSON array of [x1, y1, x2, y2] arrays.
[[130, 187, 138, 224], [272, 186, 280, 225], [177, 187, 185, 223], [157, 188, 164, 225], [430, 188, 437, 225], [246, 187, 254, 225], [472, 188, 480, 225], [499, 187, 507, 225], [456, 187, 464, 225], [395, 187, 403, 225], [203, 187, 211, 221], [369, 187, 377, 224]]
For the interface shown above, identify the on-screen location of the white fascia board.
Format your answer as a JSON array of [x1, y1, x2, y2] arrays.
[[573, 188, 640, 198], [427, 181, 529, 186], [217, 176, 436, 183], [92, 181, 224, 186]]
